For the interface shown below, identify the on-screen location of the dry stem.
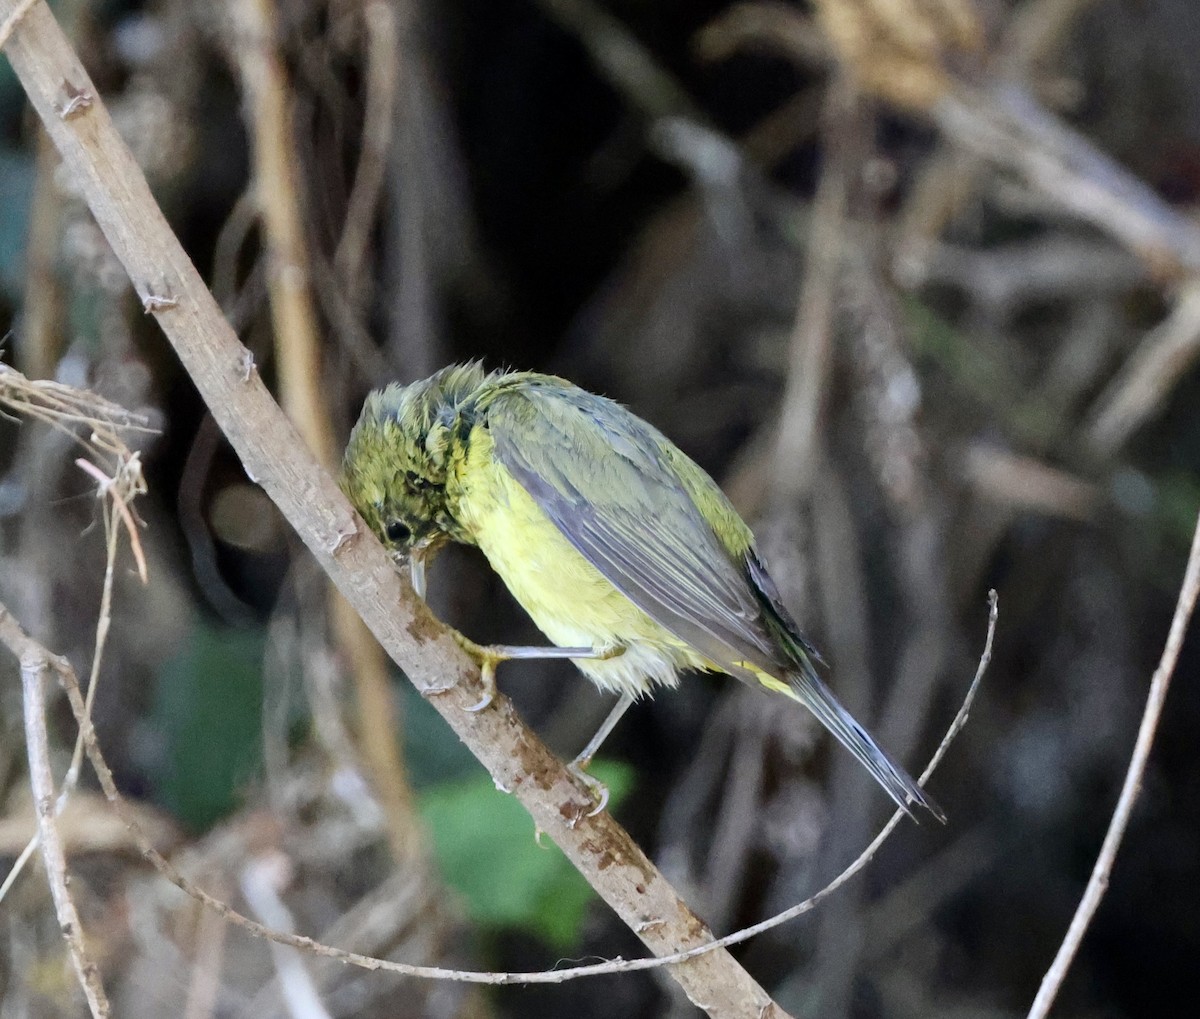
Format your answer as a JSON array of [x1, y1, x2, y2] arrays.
[[5, 610, 111, 1018], [0, 373, 147, 906], [770, 74, 856, 502], [334, 0, 400, 290], [1027, 512, 1200, 1018], [0, 362, 152, 459], [1083, 283, 1200, 459]]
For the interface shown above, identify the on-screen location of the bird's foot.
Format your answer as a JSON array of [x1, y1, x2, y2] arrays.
[[567, 753, 609, 818], [450, 633, 503, 711]]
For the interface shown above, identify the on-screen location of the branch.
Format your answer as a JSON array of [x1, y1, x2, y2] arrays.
[[0, 3, 784, 1014], [1083, 283, 1200, 459], [0, 372, 147, 907], [1027, 511, 1200, 1018], [5, 610, 111, 1018]]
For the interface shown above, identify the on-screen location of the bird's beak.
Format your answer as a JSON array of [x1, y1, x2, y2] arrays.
[[408, 549, 428, 600]]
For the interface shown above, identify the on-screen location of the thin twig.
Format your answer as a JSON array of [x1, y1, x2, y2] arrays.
[[7, 612, 111, 1018], [1027, 513, 1200, 1018], [0, 362, 153, 460], [74, 457, 148, 582], [0, 381, 146, 906], [1083, 283, 1200, 460], [334, 0, 399, 290], [771, 73, 856, 502], [649, 588, 997, 964], [0, 810, 40, 902]]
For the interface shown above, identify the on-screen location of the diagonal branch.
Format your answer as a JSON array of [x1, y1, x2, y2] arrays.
[[0, 3, 788, 1014]]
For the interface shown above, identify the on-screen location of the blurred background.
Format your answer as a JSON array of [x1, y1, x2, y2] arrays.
[[2, 0, 1199, 1016]]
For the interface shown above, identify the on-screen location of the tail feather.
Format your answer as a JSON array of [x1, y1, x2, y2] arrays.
[[759, 664, 945, 823]]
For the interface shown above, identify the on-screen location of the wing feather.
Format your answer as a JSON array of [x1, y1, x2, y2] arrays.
[[481, 380, 784, 677]]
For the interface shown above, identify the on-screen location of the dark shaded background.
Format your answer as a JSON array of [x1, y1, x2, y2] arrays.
[[1, 1, 1198, 1017]]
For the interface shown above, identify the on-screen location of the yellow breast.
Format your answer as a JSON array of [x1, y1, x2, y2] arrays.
[[446, 427, 707, 697]]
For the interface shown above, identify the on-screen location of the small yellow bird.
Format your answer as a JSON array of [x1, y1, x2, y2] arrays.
[[342, 364, 942, 821]]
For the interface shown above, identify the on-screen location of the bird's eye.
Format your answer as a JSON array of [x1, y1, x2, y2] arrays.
[[385, 520, 412, 544], [406, 470, 433, 491]]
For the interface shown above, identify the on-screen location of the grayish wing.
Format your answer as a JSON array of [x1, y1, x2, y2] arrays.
[[482, 380, 786, 678], [484, 378, 943, 821]]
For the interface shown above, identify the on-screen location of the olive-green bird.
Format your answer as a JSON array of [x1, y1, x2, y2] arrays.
[[342, 364, 942, 821]]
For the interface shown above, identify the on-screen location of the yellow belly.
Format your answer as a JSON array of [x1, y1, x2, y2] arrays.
[[447, 431, 708, 697]]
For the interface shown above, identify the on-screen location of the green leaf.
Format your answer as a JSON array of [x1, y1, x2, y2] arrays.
[[150, 622, 265, 830], [397, 681, 479, 788], [419, 760, 634, 949]]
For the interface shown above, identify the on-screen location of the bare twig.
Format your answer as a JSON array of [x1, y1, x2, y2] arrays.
[[0, 374, 147, 906], [0, 362, 153, 460], [5, 611, 111, 1018], [771, 74, 857, 502], [734, 587, 994, 1015], [226, 0, 333, 465], [934, 84, 1200, 276], [1027, 513, 1200, 1018], [0, 4, 783, 1013], [1083, 283, 1200, 459], [334, 0, 399, 290]]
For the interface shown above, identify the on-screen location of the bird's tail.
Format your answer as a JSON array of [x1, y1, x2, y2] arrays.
[[756, 661, 945, 823]]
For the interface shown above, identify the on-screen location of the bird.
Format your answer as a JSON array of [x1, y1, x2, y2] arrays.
[[341, 363, 943, 821]]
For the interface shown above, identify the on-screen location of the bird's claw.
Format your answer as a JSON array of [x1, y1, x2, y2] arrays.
[[463, 658, 497, 712], [452, 632, 502, 712], [465, 689, 494, 712], [568, 759, 610, 817]]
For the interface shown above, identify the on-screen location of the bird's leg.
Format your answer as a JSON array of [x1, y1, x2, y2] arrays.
[[450, 634, 624, 713], [568, 692, 635, 816]]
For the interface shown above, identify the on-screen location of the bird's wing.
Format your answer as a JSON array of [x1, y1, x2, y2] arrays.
[[483, 378, 943, 820], [482, 380, 787, 677]]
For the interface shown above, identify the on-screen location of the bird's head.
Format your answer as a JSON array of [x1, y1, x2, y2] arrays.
[[340, 363, 491, 594]]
